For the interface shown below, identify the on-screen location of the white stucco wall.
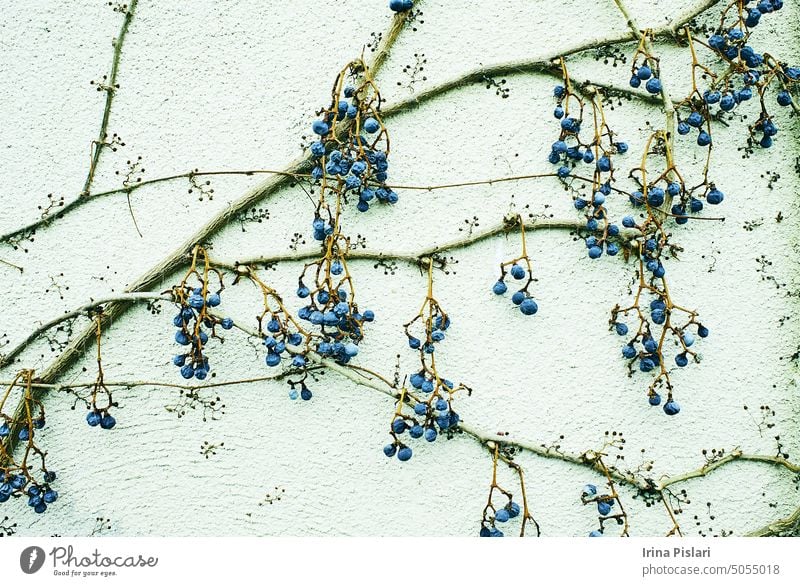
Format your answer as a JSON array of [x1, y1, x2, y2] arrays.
[[0, 0, 798, 537]]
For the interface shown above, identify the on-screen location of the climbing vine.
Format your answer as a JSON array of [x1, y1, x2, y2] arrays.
[[0, 0, 798, 537]]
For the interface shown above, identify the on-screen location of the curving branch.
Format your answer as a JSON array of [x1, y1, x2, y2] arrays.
[[81, 0, 139, 197], [380, 0, 721, 119], [0, 292, 170, 370], [225, 216, 638, 271]]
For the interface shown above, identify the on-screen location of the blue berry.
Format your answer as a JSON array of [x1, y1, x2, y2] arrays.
[[640, 358, 656, 372], [698, 325, 709, 338], [383, 444, 397, 457], [493, 280, 507, 295], [637, 65, 652, 80], [397, 446, 413, 461], [300, 388, 312, 401], [629, 75, 641, 88], [424, 427, 437, 442], [677, 121, 690, 135], [597, 156, 611, 172], [180, 364, 194, 379], [495, 508, 510, 523], [663, 400, 681, 416], [622, 345, 637, 359], [414, 403, 427, 416], [683, 332, 695, 347], [510, 264, 526, 280], [100, 414, 116, 429], [697, 131, 711, 146], [622, 215, 636, 228], [615, 323, 628, 336], [707, 188, 724, 204], [777, 90, 792, 107], [649, 393, 662, 406], [720, 93, 735, 111], [312, 120, 329, 136], [687, 111, 703, 127], [675, 353, 689, 367], [520, 298, 538, 315], [589, 530, 603, 537], [588, 246, 603, 259], [597, 500, 613, 516], [409, 425, 424, 439], [554, 105, 564, 119], [647, 186, 665, 207], [645, 78, 662, 94], [392, 419, 407, 434], [511, 291, 525, 306], [363, 118, 380, 133], [220, 317, 234, 330], [86, 411, 102, 427]]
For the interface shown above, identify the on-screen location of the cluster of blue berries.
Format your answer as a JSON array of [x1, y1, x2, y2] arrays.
[[85, 409, 116, 429], [479, 501, 522, 537], [383, 388, 460, 463], [548, 85, 627, 183], [549, 76, 631, 258], [612, 292, 709, 414], [171, 282, 233, 381], [695, 1, 797, 150], [384, 287, 468, 462], [629, 61, 662, 95], [0, 471, 58, 514], [677, 109, 713, 147], [308, 71, 398, 214], [492, 259, 538, 315], [297, 241, 375, 366], [0, 416, 45, 444], [260, 311, 306, 369], [0, 384, 59, 515], [581, 483, 617, 536]]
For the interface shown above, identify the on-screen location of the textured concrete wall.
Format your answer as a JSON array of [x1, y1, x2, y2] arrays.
[[0, 0, 798, 537]]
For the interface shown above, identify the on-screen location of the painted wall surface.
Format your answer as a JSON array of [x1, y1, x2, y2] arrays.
[[0, 0, 798, 537]]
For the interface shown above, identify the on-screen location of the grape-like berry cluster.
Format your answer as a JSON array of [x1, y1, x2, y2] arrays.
[[674, 1, 797, 151], [384, 262, 468, 462], [0, 371, 59, 514], [171, 247, 234, 381], [550, 61, 629, 259], [491, 215, 539, 315]]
